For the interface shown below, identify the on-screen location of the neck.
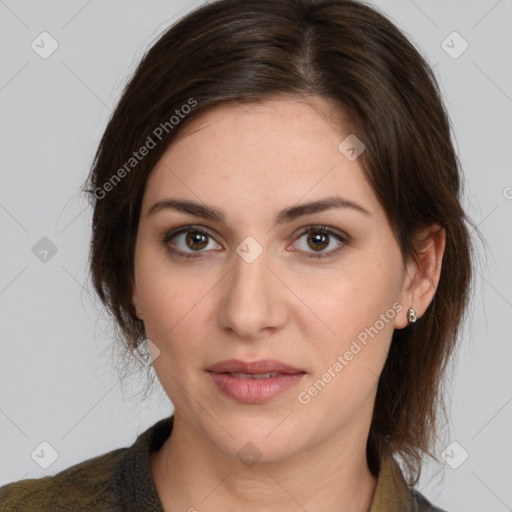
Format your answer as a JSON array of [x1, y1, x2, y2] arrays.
[[151, 412, 378, 512]]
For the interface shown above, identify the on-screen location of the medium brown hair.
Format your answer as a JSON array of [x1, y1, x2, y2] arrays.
[[82, 0, 476, 485]]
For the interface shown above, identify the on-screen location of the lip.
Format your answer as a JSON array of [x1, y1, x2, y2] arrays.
[[206, 359, 306, 404], [206, 359, 305, 375]]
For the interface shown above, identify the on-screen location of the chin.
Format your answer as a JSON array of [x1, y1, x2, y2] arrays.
[[202, 412, 308, 464]]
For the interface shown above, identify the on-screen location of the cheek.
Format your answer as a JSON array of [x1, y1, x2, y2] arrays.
[[295, 272, 399, 419], [144, 300, 199, 355], [140, 277, 210, 406], [135, 254, 217, 364], [297, 255, 402, 395], [310, 260, 399, 338]]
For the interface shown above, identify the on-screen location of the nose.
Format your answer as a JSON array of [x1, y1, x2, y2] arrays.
[[216, 243, 288, 340]]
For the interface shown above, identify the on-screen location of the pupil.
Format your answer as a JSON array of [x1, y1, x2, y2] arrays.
[[309, 233, 328, 251], [187, 232, 207, 250]]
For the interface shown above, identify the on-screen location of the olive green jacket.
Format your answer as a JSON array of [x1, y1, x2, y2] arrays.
[[0, 416, 446, 511]]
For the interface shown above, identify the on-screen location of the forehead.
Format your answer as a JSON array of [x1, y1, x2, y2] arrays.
[[142, 97, 380, 219], [175, 95, 349, 150]]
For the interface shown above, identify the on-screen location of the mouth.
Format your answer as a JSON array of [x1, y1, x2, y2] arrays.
[[206, 358, 306, 375], [206, 359, 306, 404], [223, 372, 284, 379]]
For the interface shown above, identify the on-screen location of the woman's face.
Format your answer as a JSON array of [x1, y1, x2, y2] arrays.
[[132, 96, 414, 462]]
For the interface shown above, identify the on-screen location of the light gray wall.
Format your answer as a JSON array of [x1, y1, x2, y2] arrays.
[[0, 1, 511, 511]]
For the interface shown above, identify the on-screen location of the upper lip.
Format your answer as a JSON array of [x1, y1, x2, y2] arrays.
[[206, 359, 305, 374]]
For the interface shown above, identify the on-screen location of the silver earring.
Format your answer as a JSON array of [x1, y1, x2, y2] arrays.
[[408, 307, 417, 323]]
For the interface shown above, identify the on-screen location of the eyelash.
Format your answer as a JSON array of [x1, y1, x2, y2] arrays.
[[161, 224, 348, 260]]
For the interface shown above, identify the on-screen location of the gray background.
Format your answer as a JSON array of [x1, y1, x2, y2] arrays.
[[0, 1, 511, 510]]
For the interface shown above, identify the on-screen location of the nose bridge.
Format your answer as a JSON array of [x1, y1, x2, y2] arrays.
[[217, 238, 286, 337]]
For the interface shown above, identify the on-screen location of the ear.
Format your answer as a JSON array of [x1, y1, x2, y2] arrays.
[[394, 224, 446, 329]]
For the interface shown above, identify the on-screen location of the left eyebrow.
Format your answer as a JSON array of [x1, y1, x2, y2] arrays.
[[273, 196, 371, 224]]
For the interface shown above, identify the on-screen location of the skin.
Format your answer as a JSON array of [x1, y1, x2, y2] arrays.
[[131, 96, 446, 512]]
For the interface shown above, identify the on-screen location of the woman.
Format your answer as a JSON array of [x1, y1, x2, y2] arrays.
[[0, 0, 474, 510]]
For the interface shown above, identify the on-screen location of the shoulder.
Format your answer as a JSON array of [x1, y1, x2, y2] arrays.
[[0, 416, 173, 512], [0, 447, 127, 512], [373, 455, 449, 512]]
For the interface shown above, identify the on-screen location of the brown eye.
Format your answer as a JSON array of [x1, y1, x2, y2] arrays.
[[307, 232, 330, 251], [163, 226, 222, 258], [185, 231, 209, 250], [292, 226, 347, 259]]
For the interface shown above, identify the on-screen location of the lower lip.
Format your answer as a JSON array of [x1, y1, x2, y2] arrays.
[[208, 372, 305, 404]]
